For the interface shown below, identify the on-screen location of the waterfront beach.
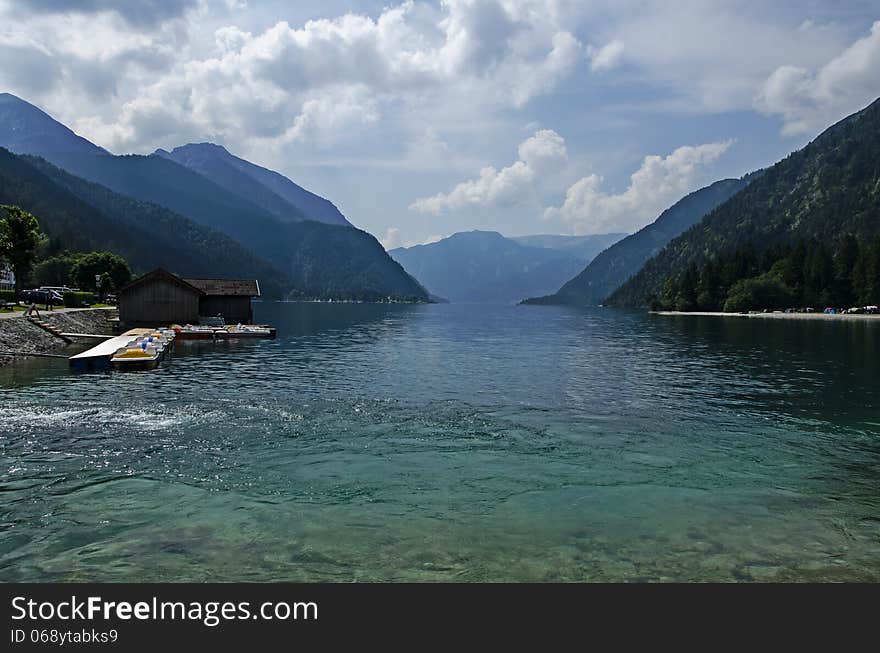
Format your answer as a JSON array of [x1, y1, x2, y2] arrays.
[[654, 311, 880, 321]]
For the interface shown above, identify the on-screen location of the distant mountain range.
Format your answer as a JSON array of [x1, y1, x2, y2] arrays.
[[0, 93, 426, 301], [9, 88, 872, 311], [510, 233, 625, 260], [607, 96, 880, 308], [155, 143, 350, 227], [523, 177, 755, 306], [0, 148, 291, 297], [390, 230, 623, 304]]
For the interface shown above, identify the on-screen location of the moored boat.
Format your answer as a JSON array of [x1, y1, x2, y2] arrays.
[[215, 324, 277, 339], [110, 329, 176, 370], [171, 323, 276, 339]]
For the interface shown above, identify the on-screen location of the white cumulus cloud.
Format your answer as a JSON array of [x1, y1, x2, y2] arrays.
[[410, 129, 567, 214], [0, 0, 588, 153], [545, 140, 733, 235], [756, 20, 880, 136]]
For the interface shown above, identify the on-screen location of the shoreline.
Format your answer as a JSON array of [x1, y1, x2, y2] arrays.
[[0, 308, 115, 367], [653, 310, 880, 321]]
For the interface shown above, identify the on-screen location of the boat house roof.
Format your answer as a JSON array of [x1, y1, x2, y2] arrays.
[[121, 269, 261, 298], [183, 278, 261, 297], [121, 268, 204, 295]]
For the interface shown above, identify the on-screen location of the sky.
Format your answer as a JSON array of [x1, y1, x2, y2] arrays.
[[0, 1, 878, 249]]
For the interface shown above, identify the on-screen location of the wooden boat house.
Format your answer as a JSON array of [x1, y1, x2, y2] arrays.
[[119, 268, 260, 326]]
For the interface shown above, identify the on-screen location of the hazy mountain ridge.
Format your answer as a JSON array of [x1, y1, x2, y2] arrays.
[[390, 230, 623, 304], [0, 92, 108, 158], [155, 143, 351, 227], [523, 177, 754, 306], [510, 233, 625, 260], [0, 93, 425, 301]]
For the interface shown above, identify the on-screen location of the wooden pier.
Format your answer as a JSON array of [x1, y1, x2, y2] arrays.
[[69, 328, 154, 371]]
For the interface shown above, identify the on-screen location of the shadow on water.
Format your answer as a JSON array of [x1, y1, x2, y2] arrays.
[[636, 311, 880, 425]]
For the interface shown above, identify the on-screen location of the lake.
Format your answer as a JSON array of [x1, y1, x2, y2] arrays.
[[1, 303, 878, 581]]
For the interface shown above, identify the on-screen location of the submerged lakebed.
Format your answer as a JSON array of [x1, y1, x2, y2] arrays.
[[1, 303, 878, 582]]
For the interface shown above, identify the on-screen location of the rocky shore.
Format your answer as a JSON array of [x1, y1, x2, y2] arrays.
[[0, 308, 116, 367]]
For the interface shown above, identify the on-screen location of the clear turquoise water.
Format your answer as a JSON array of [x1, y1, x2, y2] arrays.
[[1, 303, 879, 582]]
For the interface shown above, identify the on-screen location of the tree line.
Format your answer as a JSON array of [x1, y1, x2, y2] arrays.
[[1, 204, 132, 297], [649, 235, 880, 312]]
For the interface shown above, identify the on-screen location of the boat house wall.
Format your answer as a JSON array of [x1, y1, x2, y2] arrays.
[[197, 296, 253, 324], [119, 272, 201, 326]]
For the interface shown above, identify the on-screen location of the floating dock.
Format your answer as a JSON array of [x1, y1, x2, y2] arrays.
[[173, 325, 276, 340], [69, 328, 154, 371]]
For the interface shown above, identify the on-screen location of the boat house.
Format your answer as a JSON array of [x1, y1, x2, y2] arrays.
[[119, 268, 260, 326], [185, 277, 260, 325]]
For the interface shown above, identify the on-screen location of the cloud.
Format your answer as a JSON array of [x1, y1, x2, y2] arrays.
[[0, 4, 185, 112], [588, 39, 624, 72], [282, 86, 381, 147], [606, 2, 857, 114], [756, 21, 880, 136], [17, 0, 199, 27], [0, 37, 62, 95], [380, 227, 442, 250], [380, 227, 403, 250], [49, 0, 587, 152], [517, 128, 567, 169], [410, 129, 567, 214], [545, 140, 733, 235]]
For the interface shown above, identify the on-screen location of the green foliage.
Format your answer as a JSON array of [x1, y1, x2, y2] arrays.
[[32, 253, 80, 287], [0, 204, 41, 293], [63, 290, 96, 308], [70, 251, 131, 292], [607, 97, 880, 308], [722, 274, 795, 313], [651, 236, 880, 312], [0, 289, 15, 302]]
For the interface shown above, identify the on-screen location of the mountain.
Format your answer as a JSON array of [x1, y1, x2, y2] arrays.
[[510, 233, 625, 260], [154, 143, 351, 227], [0, 92, 108, 158], [0, 147, 289, 297], [522, 177, 754, 306], [606, 96, 880, 308], [389, 230, 620, 304], [0, 93, 426, 301]]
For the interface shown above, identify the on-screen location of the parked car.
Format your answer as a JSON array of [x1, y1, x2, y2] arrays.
[[20, 288, 64, 305]]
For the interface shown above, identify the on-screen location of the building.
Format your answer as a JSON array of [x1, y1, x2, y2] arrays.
[[0, 261, 14, 291], [119, 268, 260, 326], [185, 278, 260, 325]]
